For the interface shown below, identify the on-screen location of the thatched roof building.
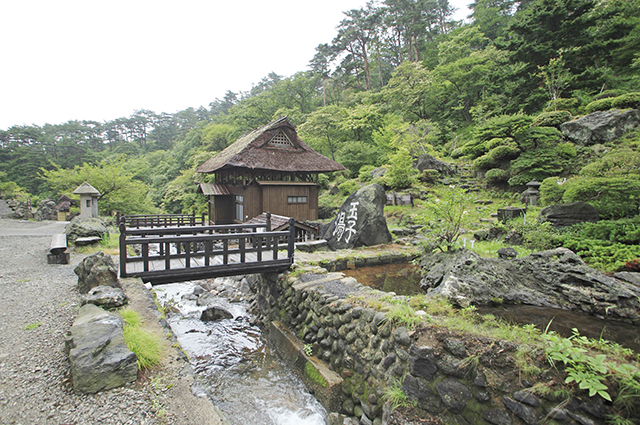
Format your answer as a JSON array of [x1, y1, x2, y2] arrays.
[[196, 117, 345, 224]]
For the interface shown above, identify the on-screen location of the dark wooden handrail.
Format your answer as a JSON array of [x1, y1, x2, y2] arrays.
[[118, 213, 295, 283]]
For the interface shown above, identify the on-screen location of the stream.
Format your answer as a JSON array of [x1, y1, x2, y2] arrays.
[[153, 281, 327, 425]]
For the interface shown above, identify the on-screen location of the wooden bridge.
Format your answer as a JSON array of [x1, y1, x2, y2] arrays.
[[119, 213, 295, 284]]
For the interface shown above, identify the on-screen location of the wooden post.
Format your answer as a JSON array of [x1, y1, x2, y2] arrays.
[[142, 243, 149, 272], [239, 237, 246, 263], [287, 218, 295, 260], [119, 223, 127, 278], [266, 212, 271, 232]]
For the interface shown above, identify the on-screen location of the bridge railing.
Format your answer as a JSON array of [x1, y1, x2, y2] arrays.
[[117, 212, 206, 229], [118, 215, 295, 282]]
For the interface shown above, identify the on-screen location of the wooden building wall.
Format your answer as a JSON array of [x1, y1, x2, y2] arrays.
[[261, 185, 318, 222]]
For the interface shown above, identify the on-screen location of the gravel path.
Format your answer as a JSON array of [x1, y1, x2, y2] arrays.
[[0, 219, 223, 425]]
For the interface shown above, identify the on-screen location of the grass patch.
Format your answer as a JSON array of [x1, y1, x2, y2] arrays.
[[119, 308, 164, 370], [24, 321, 42, 331], [73, 232, 119, 256], [383, 379, 413, 410]]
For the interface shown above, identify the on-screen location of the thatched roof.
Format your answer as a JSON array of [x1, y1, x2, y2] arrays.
[[195, 117, 345, 174]]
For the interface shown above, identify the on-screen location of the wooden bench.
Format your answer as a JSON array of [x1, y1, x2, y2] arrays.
[[48, 234, 70, 264]]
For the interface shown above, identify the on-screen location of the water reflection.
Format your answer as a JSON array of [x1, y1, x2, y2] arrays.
[[478, 304, 640, 353], [341, 263, 423, 296], [154, 282, 326, 425]]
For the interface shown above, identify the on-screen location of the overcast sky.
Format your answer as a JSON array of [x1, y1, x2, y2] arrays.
[[0, 0, 472, 130]]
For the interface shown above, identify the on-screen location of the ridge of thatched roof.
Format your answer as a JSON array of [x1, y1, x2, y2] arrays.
[[195, 117, 345, 174]]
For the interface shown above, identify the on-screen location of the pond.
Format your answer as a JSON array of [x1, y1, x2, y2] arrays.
[[341, 262, 640, 352], [341, 262, 423, 296]]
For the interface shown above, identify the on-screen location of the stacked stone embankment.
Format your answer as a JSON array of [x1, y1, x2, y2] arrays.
[[249, 266, 618, 425]]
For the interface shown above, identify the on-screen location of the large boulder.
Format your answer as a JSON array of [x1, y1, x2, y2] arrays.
[[34, 199, 57, 221], [322, 184, 392, 250], [414, 154, 454, 176], [538, 202, 599, 227], [419, 248, 640, 323], [560, 109, 640, 145], [74, 251, 119, 294], [65, 216, 108, 244], [65, 304, 138, 393]]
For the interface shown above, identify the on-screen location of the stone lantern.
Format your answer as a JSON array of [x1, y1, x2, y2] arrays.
[[524, 179, 541, 206], [73, 182, 100, 218]]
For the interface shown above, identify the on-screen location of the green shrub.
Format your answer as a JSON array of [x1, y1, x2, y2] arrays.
[[585, 98, 615, 114], [420, 169, 441, 183], [485, 168, 509, 185], [593, 89, 627, 100], [338, 180, 360, 196], [546, 98, 580, 113], [489, 144, 521, 161], [473, 153, 494, 170], [532, 111, 572, 127], [514, 126, 563, 151], [571, 217, 640, 245], [561, 238, 640, 272], [539, 176, 566, 206], [474, 113, 534, 141], [358, 165, 376, 182], [561, 176, 640, 219], [611, 92, 640, 110]]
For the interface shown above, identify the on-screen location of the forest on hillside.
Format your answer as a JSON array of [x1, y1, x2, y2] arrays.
[[1, 0, 639, 225]]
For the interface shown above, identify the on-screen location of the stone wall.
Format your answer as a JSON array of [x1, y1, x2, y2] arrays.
[[249, 268, 612, 425]]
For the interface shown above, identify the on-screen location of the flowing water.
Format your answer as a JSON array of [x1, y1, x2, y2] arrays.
[[153, 282, 327, 425]]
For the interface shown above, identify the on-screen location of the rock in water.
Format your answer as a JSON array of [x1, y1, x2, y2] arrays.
[[322, 184, 392, 250], [74, 251, 119, 294], [200, 306, 233, 321], [65, 304, 138, 393]]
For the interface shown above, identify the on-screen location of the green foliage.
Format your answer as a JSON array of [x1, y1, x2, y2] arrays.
[[539, 176, 566, 206], [386, 304, 422, 329], [585, 97, 615, 114], [485, 168, 509, 185], [561, 238, 640, 273], [543, 327, 640, 414], [386, 148, 418, 190], [474, 114, 535, 145], [532, 111, 572, 127], [561, 176, 640, 219], [0, 171, 29, 199], [358, 165, 376, 182], [383, 379, 412, 411], [416, 188, 473, 252], [611, 92, 640, 109], [41, 156, 157, 215], [338, 180, 360, 196], [543, 329, 612, 401], [546, 98, 580, 114]]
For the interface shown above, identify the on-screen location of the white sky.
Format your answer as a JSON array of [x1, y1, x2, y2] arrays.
[[0, 0, 472, 130]]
